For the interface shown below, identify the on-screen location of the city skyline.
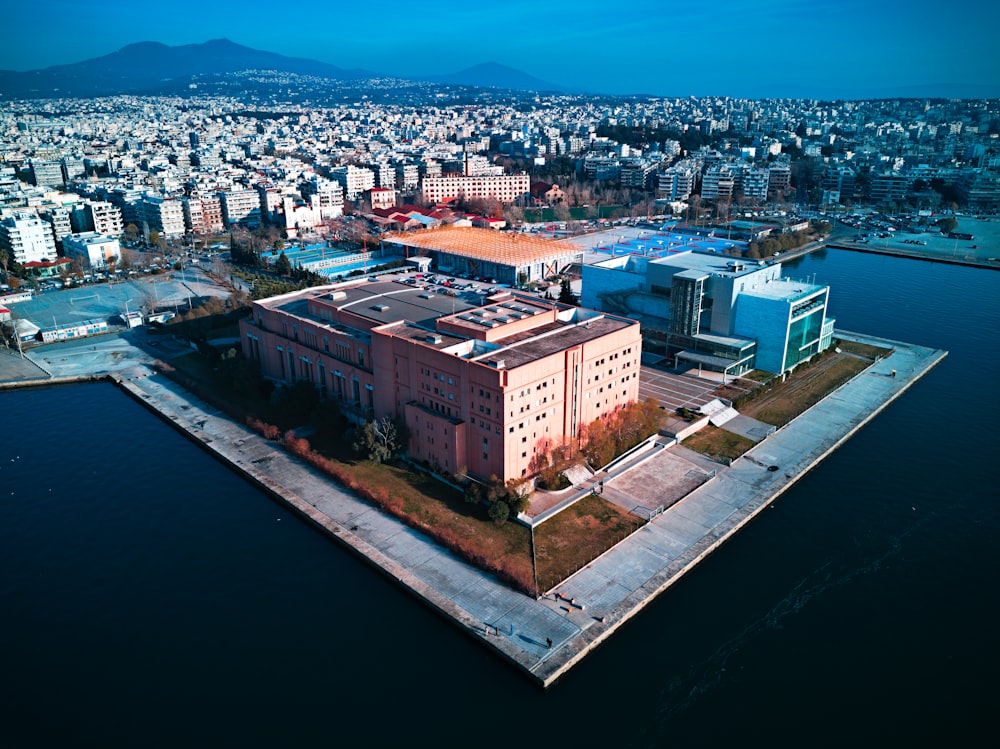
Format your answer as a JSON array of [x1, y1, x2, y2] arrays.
[[3, 0, 999, 100]]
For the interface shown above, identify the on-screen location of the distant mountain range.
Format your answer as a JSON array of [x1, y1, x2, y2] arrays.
[[418, 62, 564, 93], [0, 39, 566, 99]]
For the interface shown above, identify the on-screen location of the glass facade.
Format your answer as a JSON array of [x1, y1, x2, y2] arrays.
[[784, 307, 825, 369], [670, 274, 704, 336]]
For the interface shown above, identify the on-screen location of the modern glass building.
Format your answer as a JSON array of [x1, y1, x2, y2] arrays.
[[581, 250, 835, 376]]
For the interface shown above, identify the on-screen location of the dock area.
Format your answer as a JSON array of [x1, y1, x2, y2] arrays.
[[49, 329, 943, 687]]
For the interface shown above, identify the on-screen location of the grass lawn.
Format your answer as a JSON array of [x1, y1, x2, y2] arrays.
[[534, 494, 644, 593], [682, 425, 756, 463], [837, 339, 893, 360], [739, 352, 875, 427], [347, 460, 534, 590]]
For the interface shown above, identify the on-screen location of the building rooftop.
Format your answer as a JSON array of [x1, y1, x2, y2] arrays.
[[268, 279, 480, 330], [264, 281, 636, 372], [741, 277, 827, 302], [650, 251, 772, 278], [486, 314, 634, 369], [384, 226, 580, 265]]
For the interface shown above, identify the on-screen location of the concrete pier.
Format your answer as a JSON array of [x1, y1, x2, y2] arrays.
[[82, 330, 943, 687]]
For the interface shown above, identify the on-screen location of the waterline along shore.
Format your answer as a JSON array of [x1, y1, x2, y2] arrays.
[[72, 330, 944, 687], [825, 241, 1000, 270]]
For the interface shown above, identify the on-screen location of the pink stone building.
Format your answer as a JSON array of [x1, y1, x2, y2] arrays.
[[240, 279, 641, 482]]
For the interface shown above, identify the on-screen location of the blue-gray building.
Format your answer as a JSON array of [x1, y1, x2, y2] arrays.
[[582, 251, 834, 376]]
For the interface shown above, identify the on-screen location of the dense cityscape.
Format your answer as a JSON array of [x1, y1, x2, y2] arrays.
[[2, 84, 998, 287], [2, 29, 999, 747]]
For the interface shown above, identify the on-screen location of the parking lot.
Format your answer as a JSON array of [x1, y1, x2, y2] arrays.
[[638, 364, 720, 412]]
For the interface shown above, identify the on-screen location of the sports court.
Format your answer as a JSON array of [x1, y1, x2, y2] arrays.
[[262, 244, 377, 279], [569, 226, 748, 259]]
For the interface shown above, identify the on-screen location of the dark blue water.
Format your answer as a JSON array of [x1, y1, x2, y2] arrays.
[[3, 249, 998, 748]]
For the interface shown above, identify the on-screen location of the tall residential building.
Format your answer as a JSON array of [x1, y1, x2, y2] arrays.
[[140, 196, 186, 237], [30, 159, 64, 187], [700, 164, 735, 200], [71, 201, 125, 238], [821, 166, 857, 204], [219, 189, 263, 227], [958, 170, 1000, 210], [620, 158, 659, 189], [300, 177, 344, 220], [38, 206, 73, 247], [0, 211, 58, 265], [767, 163, 792, 199], [740, 167, 770, 202], [182, 193, 225, 235], [395, 162, 421, 192], [657, 163, 697, 201], [331, 166, 376, 201], [368, 162, 396, 189], [869, 173, 909, 205]]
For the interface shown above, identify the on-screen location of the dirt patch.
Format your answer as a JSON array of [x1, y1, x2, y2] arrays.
[[534, 493, 644, 592], [682, 424, 756, 463]]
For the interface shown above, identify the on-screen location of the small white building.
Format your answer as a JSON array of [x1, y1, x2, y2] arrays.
[[62, 232, 121, 269], [40, 318, 108, 343]]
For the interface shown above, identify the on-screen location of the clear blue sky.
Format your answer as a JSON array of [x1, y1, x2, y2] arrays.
[[3, 0, 999, 98]]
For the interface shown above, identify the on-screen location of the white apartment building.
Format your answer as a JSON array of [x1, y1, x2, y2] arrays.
[[395, 162, 420, 191], [331, 166, 376, 201], [0, 211, 58, 265], [657, 164, 697, 201], [461, 154, 502, 177], [701, 164, 736, 200], [62, 232, 121, 269], [39, 206, 73, 246], [300, 177, 344, 220], [368, 162, 396, 189], [73, 201, 125, 238], [220, 189, 263, 227], [140, 196, 186, 237], [740, 166, 770, 202], [420, 173, 529, 205]]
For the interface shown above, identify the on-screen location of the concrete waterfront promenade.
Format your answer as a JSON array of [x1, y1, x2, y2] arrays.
[[826, 241, 1000, 271], [1, 331, 946, 687]]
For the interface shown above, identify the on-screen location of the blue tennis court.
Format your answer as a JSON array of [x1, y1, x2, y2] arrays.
[[591, 231, 748, 258]]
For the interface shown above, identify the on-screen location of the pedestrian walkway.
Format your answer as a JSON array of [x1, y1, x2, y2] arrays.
[[104, 330, 945, 687]]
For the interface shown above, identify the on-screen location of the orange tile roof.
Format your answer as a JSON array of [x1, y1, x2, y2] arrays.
[[384, 226, 579, 265]]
